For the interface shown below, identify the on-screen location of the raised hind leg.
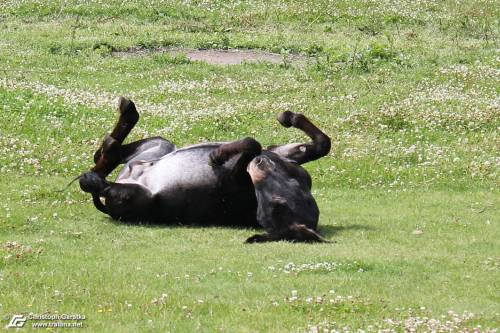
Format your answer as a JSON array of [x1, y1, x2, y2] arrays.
[[209, 137, 262, 175], [268, 111, 331, 165], [92, 97, 140, 177], [80, 136, 174, 220], [91, 97, 175, 177], [83, 97, 175, 219]]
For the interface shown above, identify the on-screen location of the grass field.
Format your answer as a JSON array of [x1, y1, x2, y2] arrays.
[[0, 1, 499, 332]]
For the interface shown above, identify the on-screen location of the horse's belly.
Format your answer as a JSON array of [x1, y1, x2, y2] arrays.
[[116, 151, 219, 194], [113, 144, 253, 223]]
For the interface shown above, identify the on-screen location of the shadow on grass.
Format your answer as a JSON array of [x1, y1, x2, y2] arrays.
[[105, 217, 373, 240], [318, 224, 375, 238], [105, 216, 261, 230]]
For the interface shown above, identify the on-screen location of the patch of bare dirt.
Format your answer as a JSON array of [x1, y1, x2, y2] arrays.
[[113, 47, 308, 66]]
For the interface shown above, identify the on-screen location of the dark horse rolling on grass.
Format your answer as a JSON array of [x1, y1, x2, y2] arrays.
[[79, 97, 331, 243]]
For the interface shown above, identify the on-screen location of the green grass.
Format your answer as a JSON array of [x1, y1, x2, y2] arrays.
[[0, 1, 499, 331]]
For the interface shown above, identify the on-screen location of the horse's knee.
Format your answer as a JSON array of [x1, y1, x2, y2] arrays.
[[92, 135, 122, 176], [314, 134, 331, 157], [210, 137, 261, 167], [241, 137, 262, 152]]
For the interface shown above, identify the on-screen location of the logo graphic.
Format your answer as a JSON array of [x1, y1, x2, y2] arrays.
[[6, 314, 27, 328]]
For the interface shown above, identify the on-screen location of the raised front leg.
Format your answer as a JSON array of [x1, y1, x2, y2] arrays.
[[268, 111, 331, 165], [209, 137, 262, 176]]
